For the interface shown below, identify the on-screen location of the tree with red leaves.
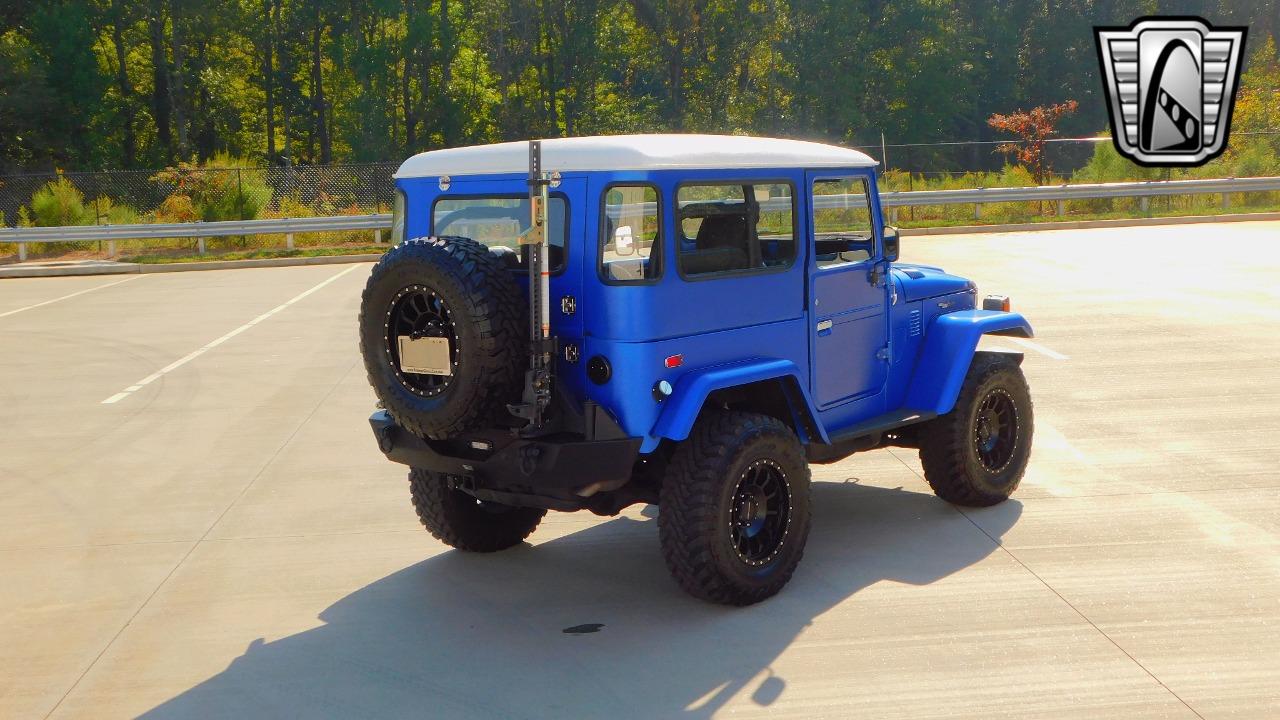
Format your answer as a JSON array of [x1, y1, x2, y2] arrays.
[[987, 101, 1079, 185]]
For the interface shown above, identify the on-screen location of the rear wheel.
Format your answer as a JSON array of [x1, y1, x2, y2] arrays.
[[658, 412, 811, 605], [409, 468, 545, 552], [919, 353, 1033, 507]]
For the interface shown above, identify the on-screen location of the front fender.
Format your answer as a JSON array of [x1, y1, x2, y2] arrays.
[[648, 357, 826, 451], [904, 310, 1033, 416]]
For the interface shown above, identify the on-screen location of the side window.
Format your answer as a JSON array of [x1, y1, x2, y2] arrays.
[[677, 183, 795, 277], [813, 178, 875, 269], [601, 185, 661, 282]]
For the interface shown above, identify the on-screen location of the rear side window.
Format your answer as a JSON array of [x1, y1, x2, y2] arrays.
[[676, 183, 795, 278], [601, 185, 661, 282], [433, 196, 567, 271]]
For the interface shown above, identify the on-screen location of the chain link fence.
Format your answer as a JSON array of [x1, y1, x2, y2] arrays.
[[2, 132, 1277, 258], [856, 138, 1097, 182], [855, 130, 1280, 182], [850, 132, 1280, 225], [5, 132, 1278, 229]]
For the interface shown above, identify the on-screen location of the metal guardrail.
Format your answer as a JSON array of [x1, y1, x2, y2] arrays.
[[877, 175, 1280, 221], [0, 214, 392, 261], [3, 176, 1279, 262]]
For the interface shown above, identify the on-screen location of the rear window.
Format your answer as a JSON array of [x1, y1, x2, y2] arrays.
[[676, 183, 795, 278], [432, 196, 567, 271]]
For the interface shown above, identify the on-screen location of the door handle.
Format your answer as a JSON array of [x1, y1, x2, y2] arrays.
[[816, 319, 833, 335]]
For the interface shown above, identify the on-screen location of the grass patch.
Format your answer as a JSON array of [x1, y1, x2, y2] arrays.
[[128, 245, 387, 264]]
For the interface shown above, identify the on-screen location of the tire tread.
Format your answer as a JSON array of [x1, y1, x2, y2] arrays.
[[919, 354, 1033, 507], [358, 237, 525, 440], [658, 411, 810, 605], [409, 468, 545, 552]]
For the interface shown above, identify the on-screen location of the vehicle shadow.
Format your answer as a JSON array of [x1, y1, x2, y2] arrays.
[[141, 480, 1021, 719]]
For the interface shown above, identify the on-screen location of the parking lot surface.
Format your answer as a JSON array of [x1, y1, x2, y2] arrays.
[[1, 221, 1277, 719]]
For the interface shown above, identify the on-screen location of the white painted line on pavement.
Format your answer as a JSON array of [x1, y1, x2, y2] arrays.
[[1009, 337, 1069, 360], [0, 275, 142, 319], [101, 265, 360, 405]]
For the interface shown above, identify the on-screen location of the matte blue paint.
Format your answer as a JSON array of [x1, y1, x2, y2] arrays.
[[648, 357, 826, 452], [903, 310, 1034, 416], [395, 161, 1033, 456], [891, 264, 975, 302]]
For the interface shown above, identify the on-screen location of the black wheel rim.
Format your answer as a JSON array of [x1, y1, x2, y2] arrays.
[[385, 285, 458, 397], [729, 459, 792, 567], [974, 388, 1018, 472]]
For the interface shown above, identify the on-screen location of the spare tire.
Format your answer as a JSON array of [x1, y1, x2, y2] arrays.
[[359, 237, 525, 439]]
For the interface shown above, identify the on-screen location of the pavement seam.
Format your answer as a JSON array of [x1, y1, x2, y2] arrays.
[[0, 529, 419, 553], [954, 508, 1208, 720], [41, 336, 362, 719], [0, 539, 194, 553], [882, 448, 1208, 720], [11, 479, 1277, 552], [1007, 484, 1280, 500]]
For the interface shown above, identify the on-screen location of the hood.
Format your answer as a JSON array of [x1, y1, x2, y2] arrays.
[[892, 264, 976, 302]]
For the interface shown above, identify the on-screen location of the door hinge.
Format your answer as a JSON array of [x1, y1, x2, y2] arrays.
[[876, 346, 891, 362]]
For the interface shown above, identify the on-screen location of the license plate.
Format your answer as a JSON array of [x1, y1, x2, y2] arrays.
[[397, 336, 452, 375]]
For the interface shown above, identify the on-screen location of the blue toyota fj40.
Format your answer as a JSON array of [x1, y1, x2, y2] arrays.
[[360, 135, 1034, 605]]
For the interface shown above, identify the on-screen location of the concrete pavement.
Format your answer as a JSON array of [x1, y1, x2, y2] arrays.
[[0, 222, 1277, 718]]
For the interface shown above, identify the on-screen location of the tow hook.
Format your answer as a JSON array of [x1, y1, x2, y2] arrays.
[[519, 445, 542, 476], [376, 424, 396, 454]]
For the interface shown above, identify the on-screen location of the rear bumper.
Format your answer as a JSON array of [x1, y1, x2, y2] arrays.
[[369, 410, 642, 510]]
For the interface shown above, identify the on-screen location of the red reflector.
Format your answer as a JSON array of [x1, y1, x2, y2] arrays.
[[665, 354, 684, 368]]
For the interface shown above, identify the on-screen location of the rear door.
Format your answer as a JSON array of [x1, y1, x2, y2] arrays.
[[430, 175, 585, 342], [806, 171, 890, 408]]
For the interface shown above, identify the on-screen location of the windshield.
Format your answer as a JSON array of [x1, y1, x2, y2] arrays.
[[432, 196, 567, 271]]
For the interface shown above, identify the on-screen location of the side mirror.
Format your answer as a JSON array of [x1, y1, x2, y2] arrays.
[[614, 225, 635, 256], [883, 226, 900, 262]]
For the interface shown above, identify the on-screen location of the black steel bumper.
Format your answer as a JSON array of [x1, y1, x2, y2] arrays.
[[369, 410, 643, 510]]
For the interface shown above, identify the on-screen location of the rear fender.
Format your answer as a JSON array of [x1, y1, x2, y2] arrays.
[[904, 310, 1033, 416], [649, 358, 827, 450]]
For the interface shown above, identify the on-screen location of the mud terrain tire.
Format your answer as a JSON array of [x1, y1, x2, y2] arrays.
[[359, 237, 525, 440], [409, 468, 545, 551], [919, 353, 1033, 507], [658, 411, 812, 605]]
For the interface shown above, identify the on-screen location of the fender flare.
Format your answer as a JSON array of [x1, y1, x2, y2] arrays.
[[648, 357, 827, 450], [904, 310, 1034, 416]]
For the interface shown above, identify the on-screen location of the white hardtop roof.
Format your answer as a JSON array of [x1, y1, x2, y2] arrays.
[[395, 134, 877, 178]]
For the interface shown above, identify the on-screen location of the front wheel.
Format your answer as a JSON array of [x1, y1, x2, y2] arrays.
[[919, 353, 1034, 507], [409, 468, 545, 552], [658, 412, 811, 605]]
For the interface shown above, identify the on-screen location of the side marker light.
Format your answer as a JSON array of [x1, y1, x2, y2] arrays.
[[983, 294, 1012, 312]]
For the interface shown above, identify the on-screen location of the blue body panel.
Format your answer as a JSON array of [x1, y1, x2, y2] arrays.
[[395, 164, 1033, 455], [649, 357, 826, 452], [903, 310, 1034, 415], [892, 264, 974, 302]]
